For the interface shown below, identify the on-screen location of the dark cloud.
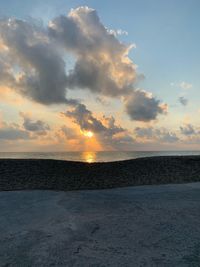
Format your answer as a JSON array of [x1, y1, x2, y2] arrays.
[[20, 113, 50, 135], [65, 103, 106, 133], [135, 127, 179, 143], [102, 116, 125, 137], [0, 18, 77, 105], [0, 123, 30, 140], [179, 96, 188, 106], [111, 134, 134, 149], [125, 90, 167, 121], [180, 124, 196, 136], [0, 7, 167, 123], [63, 103, 134, 149], [159, 131, 179, 143], [135, 127, 154, 138]]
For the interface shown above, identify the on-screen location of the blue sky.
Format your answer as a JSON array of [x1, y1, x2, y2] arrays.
[[0, 0, 200, 151]]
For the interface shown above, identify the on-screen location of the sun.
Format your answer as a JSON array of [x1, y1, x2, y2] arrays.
[[82, 130, 94, 138]]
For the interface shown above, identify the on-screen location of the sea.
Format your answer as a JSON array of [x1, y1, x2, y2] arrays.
[[0, 151, 200, 163]]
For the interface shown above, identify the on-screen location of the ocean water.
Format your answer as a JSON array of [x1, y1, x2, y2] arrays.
[[0, 151, 200, 163]]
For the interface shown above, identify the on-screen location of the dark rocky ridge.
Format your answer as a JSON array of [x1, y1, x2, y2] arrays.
[[0, 156, 200, 191]]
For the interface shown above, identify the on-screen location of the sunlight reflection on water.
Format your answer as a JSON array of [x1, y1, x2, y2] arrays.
[[82, 151, 96, 163], [1, 151, 200, 162]]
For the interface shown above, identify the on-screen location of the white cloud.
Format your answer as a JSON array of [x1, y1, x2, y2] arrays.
[[180, 82, 192, 90], [107, 28, 129, 37], [171, 81, 192, 90], [179, 81, 192, 90]]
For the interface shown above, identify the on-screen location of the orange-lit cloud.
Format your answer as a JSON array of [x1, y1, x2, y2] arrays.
[[62, 103, 135, 150]]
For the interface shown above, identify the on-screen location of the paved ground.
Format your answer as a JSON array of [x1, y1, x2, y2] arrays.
[[1, 183, 200, 266]]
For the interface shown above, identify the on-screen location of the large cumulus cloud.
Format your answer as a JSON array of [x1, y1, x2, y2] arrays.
[[49, 7, 136, 97], [0, 6, 167, 122]]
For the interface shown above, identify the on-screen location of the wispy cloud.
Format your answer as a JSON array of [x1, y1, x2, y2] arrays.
[[107, 28, 129, 37], [179, 81, 192, 90], [171, 81, 192, 90]]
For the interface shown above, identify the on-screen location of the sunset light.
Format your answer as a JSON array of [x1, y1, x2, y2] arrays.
[[1, 1, 200, 265], [0, 2, 199, 153], [83, 131, 94, 138]]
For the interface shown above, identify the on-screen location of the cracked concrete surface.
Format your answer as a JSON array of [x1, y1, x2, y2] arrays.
[[1, 183, 200, 266]]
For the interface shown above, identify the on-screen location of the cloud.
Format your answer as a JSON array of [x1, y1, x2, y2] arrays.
[[107, 29, 129, 37], [0, 18, 77, 105], [179, 96, 188, 106], [125, 90, 167, 121], [159, 131, 179, 143], [135, 127, 179, 143], [49, 6, 137, 97], [179, 81, 192, 90], [60, 126, 79, 140], [0, 122, 30, 140], [180, 124, 196, 136], [96, 96, 110, 106], [65, 103, 107, 133], [0, 57, 15, 88], [0, 7, 167, 123], [171, 81, 192, 90], [63, 103, 134, 149], [134, 127, 154, 138], [102, 115, 125, 136], [0, 114, 51, 140], [20, 113, 50, 135]]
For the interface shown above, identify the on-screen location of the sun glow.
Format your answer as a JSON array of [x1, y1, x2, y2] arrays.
[[82, 130, 94, 138]]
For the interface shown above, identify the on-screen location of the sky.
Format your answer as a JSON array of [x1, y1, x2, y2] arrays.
[[0, 0, 200, 152]]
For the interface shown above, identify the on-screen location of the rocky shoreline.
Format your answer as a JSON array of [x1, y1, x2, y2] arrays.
[[1, 156, 200, 191]]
